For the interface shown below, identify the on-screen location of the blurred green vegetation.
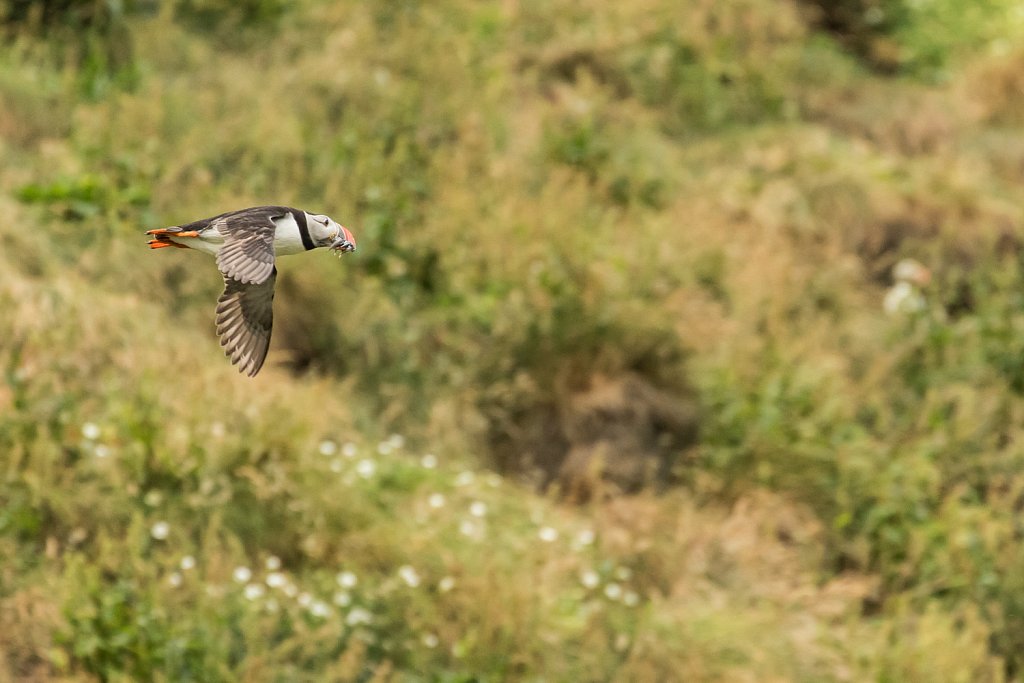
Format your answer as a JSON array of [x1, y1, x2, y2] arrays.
[[5, 0, 1024, 680]]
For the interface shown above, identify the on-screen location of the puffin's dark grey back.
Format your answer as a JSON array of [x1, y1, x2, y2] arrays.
[[177, 205, 295, 233]]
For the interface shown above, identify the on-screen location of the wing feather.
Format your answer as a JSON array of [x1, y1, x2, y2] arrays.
[[215, 268, 276, 377], [214, 207, 283, 285]]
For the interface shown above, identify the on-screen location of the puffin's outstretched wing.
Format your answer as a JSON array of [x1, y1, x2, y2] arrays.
[[213, 207, 285, 285], [215, 267, 277, 377]]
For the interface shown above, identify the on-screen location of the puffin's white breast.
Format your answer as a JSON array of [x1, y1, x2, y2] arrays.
[[272, 213, 307, 255]]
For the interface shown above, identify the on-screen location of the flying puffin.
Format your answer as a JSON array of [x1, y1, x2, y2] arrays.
[[146, 206, 356, 377]]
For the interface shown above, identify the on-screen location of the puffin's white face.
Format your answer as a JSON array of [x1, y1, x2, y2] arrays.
[[306, 213, 357, 253], [892, 258, 930, 286]]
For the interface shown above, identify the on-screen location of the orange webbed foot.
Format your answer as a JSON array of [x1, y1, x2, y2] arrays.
[[147, 238, 189, 249]]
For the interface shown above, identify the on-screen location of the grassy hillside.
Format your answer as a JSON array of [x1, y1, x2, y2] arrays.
[[5, 0, 1024, 680]]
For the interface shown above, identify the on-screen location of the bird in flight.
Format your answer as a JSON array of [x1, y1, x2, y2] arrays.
[[146, 206, 356, 377]]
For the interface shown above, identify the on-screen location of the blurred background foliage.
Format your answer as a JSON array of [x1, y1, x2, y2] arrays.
[[4, 0, 1024, 680]]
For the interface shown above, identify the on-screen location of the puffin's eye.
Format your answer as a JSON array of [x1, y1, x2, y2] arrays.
[[318, 217, 329, 226]]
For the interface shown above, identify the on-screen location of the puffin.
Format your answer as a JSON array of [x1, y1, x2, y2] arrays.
[[146, 206, 356, 377], [883, 257, 930, 316]]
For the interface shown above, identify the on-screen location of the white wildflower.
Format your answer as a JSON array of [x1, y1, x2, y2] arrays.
[[623, 591, 640, 607], [422, 633, 439, 648], [580, 570, 600, 589], [387, 433, 405, 450], [538, 526, 558, 542], [297, 592, 313, 608], [459, 520, 479, 538], [398, 565, 421, 588], [266, 572, 287, 588], [337, 571, 358, 589], [342, 442, 358, 458], [356, 459, 377, 478], [421, 453, 438, 469], [454, 471, 475, 487], [82, 422, 100, 440], [232, 566, 252, 583], [265, 556, 281, 571], [143, 491, 163, 507], [376, 441, 393, 456], [244, 583, 265, 600], [150, 521, 170, 541], [576, 529, 596, 546], [604, 582, 623, 600], [93, 444, 111, 458], [318, 440, 338, 457], [333, 591, 352, 607], [428, 493, 445, 509], [167, 572, 183, 587], [438, 576, 455, 592], [469, 501, 487, 518], [309, 600, 332, 618], [346, 607, 373, 626], [180, 555, 196, 571]]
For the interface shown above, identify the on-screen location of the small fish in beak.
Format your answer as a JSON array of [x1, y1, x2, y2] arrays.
[[330, 226, 357, 255]]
